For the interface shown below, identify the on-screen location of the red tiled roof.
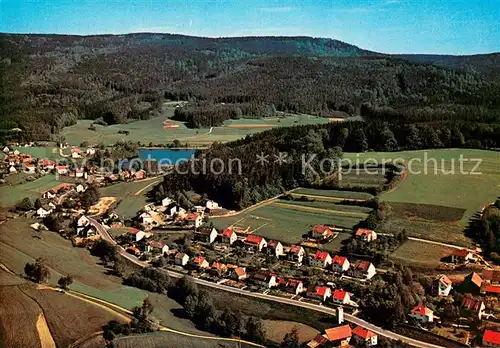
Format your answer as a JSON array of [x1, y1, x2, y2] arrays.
[[482, 269, 500, 283], [222, 228, 234, 238], [438, 275, 452, 286], [483, 330, 500, 345], [354, 260, 372, 272], [312, 224, 330, 234], [333, 289, 348, 301], [192, 256, 206, 265], [175, 252, 187, 259], [462, 297, 484, 312], [411, 304, 432, 316], [287, 279, 303, 288], [246, 234, 264, 245], [352, 326, 377, 339], [127, 228, 141, 235], [485, 285, 500, 294], [469, 272, 483, 287], [126, 246, 140, 254], [71, 148, 81, 152], [148, 241, 166, 249], [315, 286, 330, 297], [309, 334, 328, 347], [211, 262, 226, 271], [185, 213, 199, 221], [453, 249, 471, 257], [324, 325, 352, 342], [332, 255, 347, 265], [355, 228, 374, 236], [234, 267, 246, 277], [55, 165, 68, 170], [314, 251, 330, 262], [289, 244, 303, 254]]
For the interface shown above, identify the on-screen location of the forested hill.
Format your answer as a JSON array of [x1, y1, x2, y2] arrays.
[[0, 33, 499, 141]]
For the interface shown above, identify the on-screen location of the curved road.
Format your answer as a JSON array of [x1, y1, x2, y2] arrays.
[[87, 217, 444, 348]]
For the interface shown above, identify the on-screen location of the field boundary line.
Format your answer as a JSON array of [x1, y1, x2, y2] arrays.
[[274, 201, 368, 217], [67, 331, 103, 348], [289, 192, 365, 202]]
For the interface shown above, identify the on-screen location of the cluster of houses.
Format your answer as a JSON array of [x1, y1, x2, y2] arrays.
[[35, 183, 87, 218]]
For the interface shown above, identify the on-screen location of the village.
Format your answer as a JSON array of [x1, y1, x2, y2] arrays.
[[3, 145, 500, 347]]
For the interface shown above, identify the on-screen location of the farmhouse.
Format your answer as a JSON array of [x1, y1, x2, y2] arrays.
[[348, 260, 376, 280], [184, 213, 203, 228], [128, 228, 146, 242], [462, 296, 486, 319], [251, 272, 277, 288], [174, 252, 189, 266], [244, 235, 267, 251], [352, 326, 377, 346], [332, 289, 350, 305], [311, 224, 334, 241], [331, 255, 350, 273], [55, 165, 68, 175], [451, 249, 475, 264], [324, 325, 352, 346], [147, 241, 168, 255], [434, 274, 453, 296], [221, 228, 237, 245], [460, 272, 483, 294], [195, 227, 218, 244], [230, 267, 247, 281], [287, 245, 305, 264], [191, 256, 210, 269], [310, 251, 332, 268], [285, 279, 304, 295], [409, 304, 433, 323], [266, 240, 284, 258], [38, 159, 55, 170], [36, 205, 53, 218], [307, 286, 332, 302], [483, 329, 500, 347], [355, 228, 377, 242]]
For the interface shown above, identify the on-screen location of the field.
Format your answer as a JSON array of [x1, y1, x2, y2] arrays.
[[262, 320, 319, 344], [114, 331, 255, 348], [390, 239, 456, 268], [0, 174, 60, 206], [100, 179, 161, 218], [60, 106, 330, 146], [0, 218, 206, 335], [212, 189, 371, 251], [11, 145, 60, 160]]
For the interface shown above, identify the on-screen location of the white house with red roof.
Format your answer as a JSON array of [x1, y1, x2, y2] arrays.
[[307, 286, 332, 302], [55, 165, 68, 175], [287, 245, 305, 264], [266, 240, 284, 258], [221, 228, 237, 245], [324, 325, 352, 346], [483, 329, 500, 347], [230, 267, 247, 281], [409, 304, 433, 323], [331, 255, 350, 273], [71, 148, 82, 158], [146, 241, 169, 255], [191, 256, 210, 269], [348, 260, 376, 280], [127, 228, 146, 242], [355, 228, 377, 242], [435, 274, 453, 296], [24, 163, 36, 173], [244, 235, 267, 251], [311, 224, 334, 240], [451, 249, 475, 264], [39, 159, 55, 170], [211, 262, 227, 275], [184, 213, 203, 228], [310, 251, 332, 268], [332, 289, 351, 305], [352, 326, 377, 346]]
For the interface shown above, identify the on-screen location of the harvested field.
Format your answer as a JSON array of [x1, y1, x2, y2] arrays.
[[226, 124, 276, 128], [291, 188, 374, 201], [0, 286, 41, 348], [88, 196, 117, 215], [262, 320, 319, 343], [390, 239, 456, 268], [388, 202, 466, 222]]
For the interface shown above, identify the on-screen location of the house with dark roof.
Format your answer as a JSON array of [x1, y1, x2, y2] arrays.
[[482, 269, 500, 285], [266, 240, 284, 258], [459, 272, 483, 294], [287, 245, 305, 264], [174, 252, 189, 266], [284, 279, 304, 295], [194, 227, 218, 244], [250, 272, 277, 289]]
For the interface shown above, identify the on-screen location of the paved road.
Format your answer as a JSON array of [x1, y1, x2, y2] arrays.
[[87, 217, 444, 348]]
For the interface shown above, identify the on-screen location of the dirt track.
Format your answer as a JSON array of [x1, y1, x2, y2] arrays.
[[36, 313, 56, 348]]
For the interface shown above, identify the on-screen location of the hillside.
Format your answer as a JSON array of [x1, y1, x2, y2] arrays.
[[0, 33, 499, 142]]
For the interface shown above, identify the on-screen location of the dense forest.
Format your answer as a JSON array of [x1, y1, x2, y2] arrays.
[[0, 33, 499, 141], [160, 120, 500, 209]]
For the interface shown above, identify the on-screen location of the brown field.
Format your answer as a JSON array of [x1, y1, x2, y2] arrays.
[[379, 202, 473, 247], [88, 196, 117, 215], [262, 320, 319, 343], [390, 240, 456, 269], [0, 286, 42, 348]]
